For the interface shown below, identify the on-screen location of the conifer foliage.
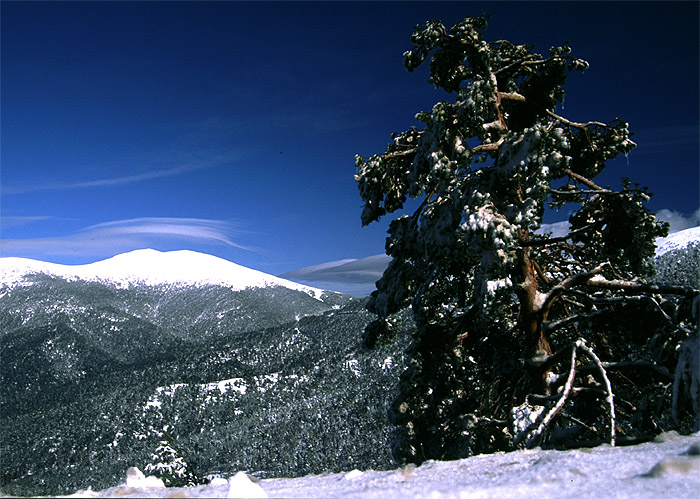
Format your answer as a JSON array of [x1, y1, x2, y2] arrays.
[[356, 16, 699, 462]]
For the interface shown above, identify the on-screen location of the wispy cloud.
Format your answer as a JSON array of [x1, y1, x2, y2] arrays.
[[82, 218, 256, 251], [280, 254, 391, 296], [632, 125, 699, 151], [0, 216, 65, 229], [0, 217, 257, 261], [2, 147, 244, 195], [2, 164, 209, 195]]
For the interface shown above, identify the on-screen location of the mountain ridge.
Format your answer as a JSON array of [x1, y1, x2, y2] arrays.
[[0, 249, 330, 299]]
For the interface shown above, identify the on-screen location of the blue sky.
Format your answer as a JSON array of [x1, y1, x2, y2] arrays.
[[1, 1, 698, 294]]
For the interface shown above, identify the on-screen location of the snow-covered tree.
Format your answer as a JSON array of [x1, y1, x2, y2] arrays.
[[144, 432, 197, 487], [356, 16, 699, 462]]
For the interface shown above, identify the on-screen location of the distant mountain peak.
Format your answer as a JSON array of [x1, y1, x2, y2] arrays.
[[0, 249, 329, 298], [656, 226, 700, 257]]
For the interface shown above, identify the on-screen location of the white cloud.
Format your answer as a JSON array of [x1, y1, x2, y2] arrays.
[[82, 218, 254, 250], [655, 208, 700, 234], [0, 218, 255, 261], [280, 254, 391, 296]]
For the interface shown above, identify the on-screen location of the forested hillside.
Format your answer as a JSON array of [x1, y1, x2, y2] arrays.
[[0, 277, 411, 496]]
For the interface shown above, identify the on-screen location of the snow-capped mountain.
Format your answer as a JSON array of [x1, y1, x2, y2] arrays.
[[656, 226, 700, 257], [0, 248, 408, 496], [0, 249, 327, 298]]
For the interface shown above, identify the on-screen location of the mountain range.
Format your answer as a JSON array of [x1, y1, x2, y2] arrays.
[[0, 249, 414, 496], [0, 229, 698, 496]]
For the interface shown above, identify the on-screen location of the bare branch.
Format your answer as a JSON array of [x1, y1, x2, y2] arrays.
[[576, 341, 615, 446], [546, 110, 609, 129], [539, 262, 610, 314], [497, 91, 527, 103], [471, 137, 505, 154], [585, 276, 700, 297], [523, 339, 616, 448], [524, 343, 578, 448], [578, 360, 673, 381], [542, 310, 607, 334], [563, 169, 606, 191]]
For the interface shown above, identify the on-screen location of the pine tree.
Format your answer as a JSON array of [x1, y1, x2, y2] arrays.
[[355, 16, 699, 462], [144, 433, 197, 487]]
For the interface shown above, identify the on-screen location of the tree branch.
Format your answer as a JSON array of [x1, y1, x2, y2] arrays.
[[578, 360, 673, 381], [497, 91, 528, 103], [546, 110, 609, 129], [522, 339, 616, 448], [523, 342, 578, 448], [576, 340, 616, 446], [584, 277, 700, 297], [495, 92, 610, 131], [551, 188, 615, 196], [471, 137, 505, 154], [383, 148, 418, 161], [563, 169, 606, 191], [539, 262, 610, 315], [542, 309, 607, 334]]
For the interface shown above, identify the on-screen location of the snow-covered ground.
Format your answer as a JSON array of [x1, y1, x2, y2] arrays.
[[57, 431, 699, 498]]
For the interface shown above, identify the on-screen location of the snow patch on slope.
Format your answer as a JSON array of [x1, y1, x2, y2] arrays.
[[0, 249, 329, 299], [656, 226, 700, 257]]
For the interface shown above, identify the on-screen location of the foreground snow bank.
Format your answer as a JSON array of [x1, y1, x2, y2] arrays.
[[60, 432, 699, 498]]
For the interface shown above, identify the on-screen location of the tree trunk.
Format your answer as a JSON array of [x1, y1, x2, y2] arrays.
[[515, 230, 552, 391]]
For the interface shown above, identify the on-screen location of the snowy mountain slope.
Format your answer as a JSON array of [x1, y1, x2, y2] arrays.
[[655, 226, 700, 256], [0, 268, 410, 496], [0, 249, 329, 299]]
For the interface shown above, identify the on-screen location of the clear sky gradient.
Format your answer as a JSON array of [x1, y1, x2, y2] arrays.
[[1, 1, 698, 294]]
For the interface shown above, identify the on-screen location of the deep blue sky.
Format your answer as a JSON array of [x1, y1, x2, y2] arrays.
[[1, 1, 698, 290]]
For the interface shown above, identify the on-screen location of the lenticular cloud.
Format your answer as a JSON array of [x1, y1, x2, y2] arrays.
[[82, 218, 253, 250], [0, 218, 255, 261]]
